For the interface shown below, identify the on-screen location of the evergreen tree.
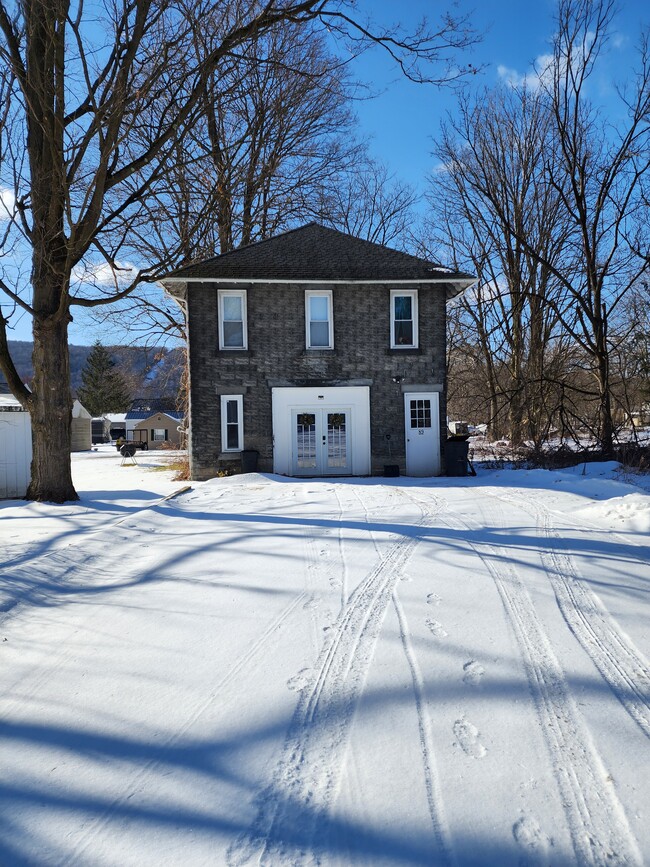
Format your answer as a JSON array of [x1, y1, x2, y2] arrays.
[[77, 342, 131, 417]]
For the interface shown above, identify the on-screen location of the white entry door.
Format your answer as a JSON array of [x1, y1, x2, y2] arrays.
[[293, 409, 351, 475], [404, 393, 441, 476]]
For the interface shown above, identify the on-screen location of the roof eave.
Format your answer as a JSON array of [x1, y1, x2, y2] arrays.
[[160, 276, 475, 286]]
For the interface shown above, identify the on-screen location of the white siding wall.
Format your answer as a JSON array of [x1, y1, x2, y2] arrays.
[[0, 410, 32, 499]]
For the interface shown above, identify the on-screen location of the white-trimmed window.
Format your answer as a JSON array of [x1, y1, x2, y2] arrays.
[[305, 289, 333, 349], [152, 428, 167, 441], [390, 289, 418, 348], [221, 395, 244, 451], [218, 289, 247, 349]]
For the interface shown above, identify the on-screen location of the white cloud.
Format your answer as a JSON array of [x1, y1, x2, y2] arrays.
[[0, 188, 16, 219], [71, 259, 136, 288], [497, 64, 530, 89]]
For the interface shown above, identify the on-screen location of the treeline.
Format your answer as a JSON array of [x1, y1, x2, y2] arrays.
[[424, 0, 650, 451], [0, 341, 183, 404]]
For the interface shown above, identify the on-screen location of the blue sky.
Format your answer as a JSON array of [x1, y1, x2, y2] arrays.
[[6, 0, 647, 346], [350, 0, 646, 190]]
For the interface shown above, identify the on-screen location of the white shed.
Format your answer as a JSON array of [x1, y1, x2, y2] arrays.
[[71, 399, 92, 451], [0, 395, 32, 499]]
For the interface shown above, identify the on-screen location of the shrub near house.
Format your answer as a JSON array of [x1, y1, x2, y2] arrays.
[[161, 224, 474, 479]]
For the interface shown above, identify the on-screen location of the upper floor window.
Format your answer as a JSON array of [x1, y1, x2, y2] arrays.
[[221, 394, 244, 451], [305, 290, 333, 349], [218, 289, 247, 350], [390, 290, 418, 349]]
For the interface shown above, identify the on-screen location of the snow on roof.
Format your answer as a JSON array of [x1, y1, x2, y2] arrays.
[[0, 394, 26, 411]]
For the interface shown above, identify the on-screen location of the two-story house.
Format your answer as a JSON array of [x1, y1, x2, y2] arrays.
[[161, 223, 474, 480]]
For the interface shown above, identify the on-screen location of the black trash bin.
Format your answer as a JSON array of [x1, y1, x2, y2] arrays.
[[445, 437, 470, 477], [240, 449, 259, 473]]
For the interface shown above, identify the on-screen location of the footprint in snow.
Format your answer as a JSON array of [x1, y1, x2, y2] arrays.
[[426, 593, 442, 606], [462, 660, 485, 687], [426, 618, 448, 638], [287, 669, 312, 692], [303, 597, 320, 611], [512, 814, 552, 866], [453, 715, 487, 758]]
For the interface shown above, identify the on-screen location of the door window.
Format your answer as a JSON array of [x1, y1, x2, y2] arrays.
[[296, 413, 317, 468], [293, 408, 349, 474], [326, 412, 347, 468], [410, 399, 432, 429]]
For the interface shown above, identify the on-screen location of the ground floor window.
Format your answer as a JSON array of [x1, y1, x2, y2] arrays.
[[151, 428, 167, 441], [221, 395, 244, 451]]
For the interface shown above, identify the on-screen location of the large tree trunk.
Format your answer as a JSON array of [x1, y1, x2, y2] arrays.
[[27, 315, 77, 502]]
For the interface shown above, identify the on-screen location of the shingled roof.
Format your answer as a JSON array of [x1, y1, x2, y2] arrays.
[[161, 223, 474, 299]]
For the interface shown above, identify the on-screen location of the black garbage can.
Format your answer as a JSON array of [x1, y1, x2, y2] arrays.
[[240, 449, 259, 473], [445, 437, 470, 477]]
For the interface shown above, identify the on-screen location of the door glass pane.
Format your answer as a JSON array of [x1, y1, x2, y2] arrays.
[[296, 413, 317, 468], [327, 412, 347, 468], [310, 321, 329, 347], [410, 399, 432, 428]]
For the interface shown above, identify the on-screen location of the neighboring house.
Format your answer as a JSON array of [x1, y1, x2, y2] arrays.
[[125, 399, 184, 447], [161, 223, 474, 480], [0, 394, 31, 499], [71, 399, 92, 451], [131, 411, 184, 448]]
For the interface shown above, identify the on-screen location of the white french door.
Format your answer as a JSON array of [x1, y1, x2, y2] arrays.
[[292, 408, 351, 475], [404, 392, 441, 476]]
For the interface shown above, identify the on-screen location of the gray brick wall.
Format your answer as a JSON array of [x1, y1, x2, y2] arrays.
[[186, 282, 448, 479]]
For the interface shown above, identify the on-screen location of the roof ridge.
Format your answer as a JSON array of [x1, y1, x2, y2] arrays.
[[167, 222, 323, 277]]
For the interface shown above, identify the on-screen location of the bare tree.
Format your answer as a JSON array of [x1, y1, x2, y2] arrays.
[[431, 0, 650, 454], [427, 84, 572, 445], [313, 157, 419, 247], [0, 0, 480, 501]]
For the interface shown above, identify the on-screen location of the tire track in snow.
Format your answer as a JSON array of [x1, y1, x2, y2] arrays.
[[406, 489, 643, 867], [391, 590, 454, 865], [359, 486, 453, 863], [228, 492, 449, 866], [484, 488, 650, 739]]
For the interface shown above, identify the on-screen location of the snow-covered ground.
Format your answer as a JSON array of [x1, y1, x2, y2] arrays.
[[1, 447, 649, 866]]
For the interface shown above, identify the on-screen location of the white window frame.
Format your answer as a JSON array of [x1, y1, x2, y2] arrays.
[[305, 289, 334, 350], [221, 394, 244, 452], [390, 289, 418, 349], [152, 428, 167, 442], [218, 289, 248, 350]]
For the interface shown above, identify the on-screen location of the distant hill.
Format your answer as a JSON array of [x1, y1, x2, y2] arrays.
[[1, 340, 185, 407]]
